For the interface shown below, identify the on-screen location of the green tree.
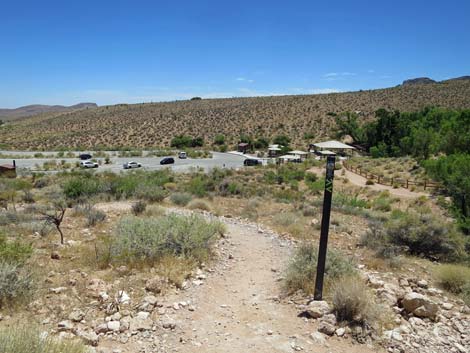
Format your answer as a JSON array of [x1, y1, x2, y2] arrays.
[[273, 135, 290, 147], [425, 154, 470, 234], [214, 134, 225, 145], [334, 112, 364, 143]]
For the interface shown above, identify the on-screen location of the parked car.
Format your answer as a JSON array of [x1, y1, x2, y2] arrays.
[[160, 157, 175, 165], [178, 151, 187, 159], [79, 153, 92, 160], [123, 161, 142, 169], [244, 158, 261, 166], [80, 160, 98, 168]]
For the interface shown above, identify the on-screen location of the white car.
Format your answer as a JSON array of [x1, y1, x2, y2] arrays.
[[178, 151, 187, 159], [80, 160, 98, 168], [123, 161, 142, 169]]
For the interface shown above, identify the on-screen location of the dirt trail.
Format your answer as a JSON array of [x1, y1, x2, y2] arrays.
[[309, 166, 426, 199], [94, 202, 383, 352], [157, 218, 383, 353]]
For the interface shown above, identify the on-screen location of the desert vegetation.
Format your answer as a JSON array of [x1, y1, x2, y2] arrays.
[[1, 81, 470, 151]]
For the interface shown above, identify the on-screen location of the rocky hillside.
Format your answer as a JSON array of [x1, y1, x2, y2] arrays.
[[1, 80, 470, 150], [0, 102, 97, 121]]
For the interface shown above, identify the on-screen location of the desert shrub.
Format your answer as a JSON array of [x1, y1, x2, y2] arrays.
[[0, 236, 32, 264], [132, 200, 147, 215], [85, 207, 106, 227], [170, 192, 192, 206], [332, 276, 383, 328], [371, 193, 392, 212], [0, 325, 87, 353], [302, 205, 316, 217], [241, 198, 261, 220], [275, 212, 300, 227], [304, 172, 317, 183], [363, 211, 466, 261], [109, 214, 225, 265], [186, 175, 210, 197], [0, 261, 34, 308], [63, 175, 103, 199], [435, 264, 470, 303], [22, 190, 35, 203], [365, 179, 375, 185], [284, 243, 356, 295], [135, 184, 167, 202], [334, 193, 369, 209], [188, 199, 211, 211]]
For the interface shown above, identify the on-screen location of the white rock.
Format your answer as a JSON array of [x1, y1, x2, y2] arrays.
[[304, 300, 330, 319], [107, 321, 120, 332], [310, 331, 327, 344]]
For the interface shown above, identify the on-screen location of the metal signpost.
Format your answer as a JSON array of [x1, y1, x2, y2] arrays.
[[314, 155, 336, 300]]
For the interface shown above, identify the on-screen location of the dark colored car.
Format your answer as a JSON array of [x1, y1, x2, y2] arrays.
[[160, 157, 175, 165], [244, 158, 261, 166], [79, 153, 92, 160]]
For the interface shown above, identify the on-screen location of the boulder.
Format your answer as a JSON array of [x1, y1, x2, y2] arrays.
[[303, 300, 330, 319], [69, 309, 85, 322], [107, 321, 120, 332], [318, 314, 336, 336], [402, 292, 438, 319]]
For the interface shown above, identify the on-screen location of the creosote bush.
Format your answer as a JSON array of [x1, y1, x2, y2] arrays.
[[108, 213, 225, 266], [188, 199, 211, 211], [284, 243, 356, 295], [0, 325, 87, 353]]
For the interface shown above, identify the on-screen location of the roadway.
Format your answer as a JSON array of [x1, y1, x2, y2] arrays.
[[0, 151, 251, 174]]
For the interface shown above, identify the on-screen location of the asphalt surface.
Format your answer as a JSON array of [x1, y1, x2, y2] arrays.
[[0, 151, 251, 174]]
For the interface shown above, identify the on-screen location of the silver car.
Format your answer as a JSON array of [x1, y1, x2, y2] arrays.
[[123, 161, 142, 169], [80, 160, 98, 168]]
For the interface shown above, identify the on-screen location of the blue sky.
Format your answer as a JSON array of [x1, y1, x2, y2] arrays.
[[1, 0, 469, 108]]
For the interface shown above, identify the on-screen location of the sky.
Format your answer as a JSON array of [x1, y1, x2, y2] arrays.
[[1, 0, 469, 108]]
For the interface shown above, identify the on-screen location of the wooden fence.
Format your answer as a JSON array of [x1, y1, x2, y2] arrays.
[[343, 162, 442, 190]]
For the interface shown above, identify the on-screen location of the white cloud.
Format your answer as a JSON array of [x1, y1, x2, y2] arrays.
[[323, 72, 357, 79], [235, 77, 254, 83]]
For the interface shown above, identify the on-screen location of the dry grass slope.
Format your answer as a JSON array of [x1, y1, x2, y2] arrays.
[[2, 81, 470, 150]]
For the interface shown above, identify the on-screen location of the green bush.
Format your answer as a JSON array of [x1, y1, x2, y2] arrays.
[[364, 211, 466, 261], [0, 261, 34, 308], [63, 176, 103, 199], [135, 184, 167, 202], [109, 214, 225, 265], [0, 236, 32, 264], [186, 175, 210, 197], [284, 243, 356, 295], [170, 192, 193, 206], [435, 264, 470, 304], [0, 325, 87, 353]]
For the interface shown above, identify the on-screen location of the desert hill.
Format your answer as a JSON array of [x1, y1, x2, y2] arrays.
[[1, 80, 470, 150], [0, 103, 98, 121]]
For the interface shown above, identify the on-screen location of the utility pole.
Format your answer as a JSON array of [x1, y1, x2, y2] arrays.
[[314, 155, 336, 300]]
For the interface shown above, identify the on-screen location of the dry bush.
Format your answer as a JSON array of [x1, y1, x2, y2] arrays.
[[332, 276, 385, 330], [188, 199, 211, 211], [170, 192, 192, 206], [435, 264, 470, 304], [284, 243, 356, 295], [0, 325, 87, 353]]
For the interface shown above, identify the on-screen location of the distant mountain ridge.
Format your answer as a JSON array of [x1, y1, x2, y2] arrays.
[[402, 75, 470, 86], [0, 103, 98, 120]]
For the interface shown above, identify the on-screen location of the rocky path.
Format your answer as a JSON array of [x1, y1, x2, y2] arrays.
[[140, 217, 382, 353]]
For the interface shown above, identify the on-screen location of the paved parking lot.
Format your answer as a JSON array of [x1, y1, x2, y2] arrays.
[[0, 151, 249, 173]]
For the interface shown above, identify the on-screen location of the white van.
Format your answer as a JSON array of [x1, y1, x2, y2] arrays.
[[178, 151, 187, 159]]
